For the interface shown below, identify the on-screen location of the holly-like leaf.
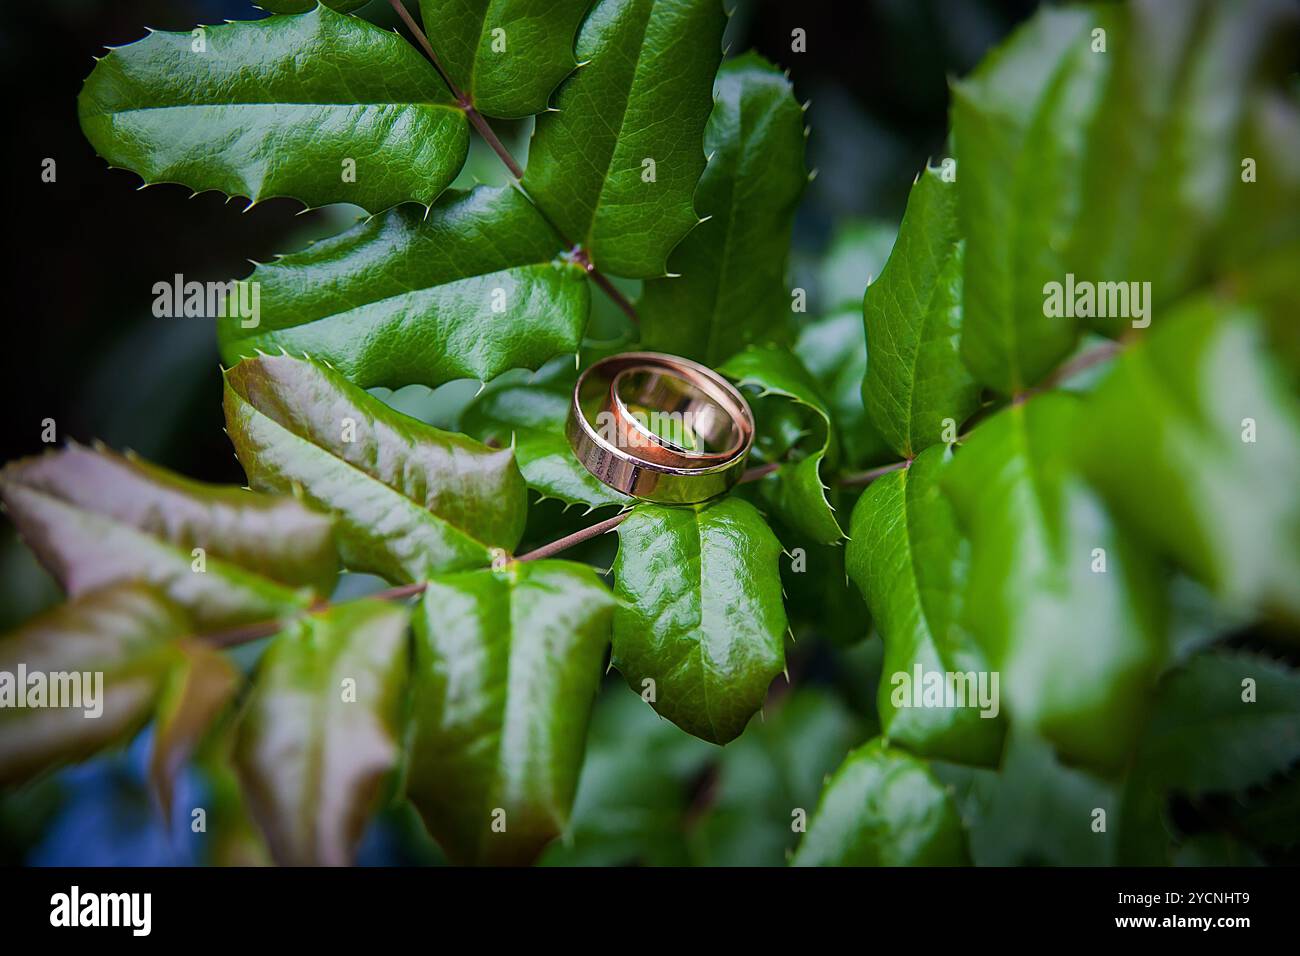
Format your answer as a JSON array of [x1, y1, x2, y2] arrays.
[[521, 0, 725, 277], [1077, 300, 1300, 619], [0, 444, 337, 628], [0, 585, 187, 785], [794, 309, 894, 469], [721, 344, 842, 544], [952, 6, 1110, 393], [234, 599, 410, 867], [1140, 651, 1300, 796], [792, 738, 969, 866], [944, 394, 1167, 771], [640, 52, 806, 364], [224, 354, 527, 584], [406, 561, 616, 865], [611, 497, 787, 745], [846, 446, 1003, 766], [460, 371, 630, 510], [863, 167, 978, 457], [219, 186, 590, 390], [78, 6, 469, 212], [417, 0, 592, 118], [149, 639, 240, 818]]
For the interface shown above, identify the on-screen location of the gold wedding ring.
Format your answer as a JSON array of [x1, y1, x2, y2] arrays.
[[566, 352, 754, 503]]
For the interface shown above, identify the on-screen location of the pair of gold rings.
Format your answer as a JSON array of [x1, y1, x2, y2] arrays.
[[566, 352, 755, 504]]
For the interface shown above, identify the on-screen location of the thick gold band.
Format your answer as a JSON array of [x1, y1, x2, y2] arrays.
[[566, 352, 754, 503]]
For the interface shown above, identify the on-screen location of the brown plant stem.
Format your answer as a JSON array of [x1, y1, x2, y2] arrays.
[[388, 0, 633, 319], [200, 463, 781, 648], [837, 458, 910, 486]]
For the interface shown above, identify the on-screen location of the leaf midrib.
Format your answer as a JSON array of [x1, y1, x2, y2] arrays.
[[236, 393, 497, 556]]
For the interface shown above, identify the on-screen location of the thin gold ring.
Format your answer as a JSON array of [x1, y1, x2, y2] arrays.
[[606, 364, 746, 466], [566, 352, 754, 504]]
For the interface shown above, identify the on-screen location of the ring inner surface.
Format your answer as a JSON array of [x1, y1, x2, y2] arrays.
[[614, 367, 740, 455]]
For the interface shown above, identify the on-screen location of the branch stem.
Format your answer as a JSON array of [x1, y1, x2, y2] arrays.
[[389, 0, 634, 320]]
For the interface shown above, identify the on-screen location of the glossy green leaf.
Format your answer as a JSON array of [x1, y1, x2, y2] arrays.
[[846, 446, 1003, 766], [1140, 651, 1300, 796], [1077, 300, 1300, 618], [794, 309, 894, 469], [79, 6, 469, 212], [721, 344, 843, 544], [417, 0, 592, 118], [792, 738, 969, 866], [0, 444, 336, 628], [953, 6, 1111, 392], [640, 52, 806, 364], [234, 599, 410, 866], [611, 496, 787, 744], [521, 0, 725, 277], [460, 371, 630, 510], [150, 639, 240, 818], [0, 585, 187, 785], [863, 167, 978, 457], [944, 394, 1167, 770], [224, 354, 527, 583], [407, 561, 616, 865], [690, 688, 863, 866], [219, 186, 590, 390]]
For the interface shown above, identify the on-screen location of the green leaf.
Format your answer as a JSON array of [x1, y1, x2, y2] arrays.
[[862, 167, 978, 457], [0, 444, 337, 628], [690, 688, 863, 866], [792, 738, 969, 866], [952, 6, 1111, 392], [1140, 651, 1300, 796], [721, 344, 843, 544], [234, 599, 410, 866], [0, 585, 187, 785], [218, 185, 590, 390], [944, 394, 1167, 770], [417, 0, 592, 118], [611, 497, 787, 744], [520, 0, 725, 277], [775, 509, 871, 648], [941, 730, 1121, 866], [460, 370, 630, 510], [149, 639, 240, 818], [224, 354, 527, 584], [794, 309, 894, 469], [1077, 300, 1300, 619], [78, 6, 469, 212], [846, 446, 1003, 766], [1067, 1, 1300, 307], [540, 686, 715, 867], [406, 561, 616, 865], [640, 52, 806, 364]]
